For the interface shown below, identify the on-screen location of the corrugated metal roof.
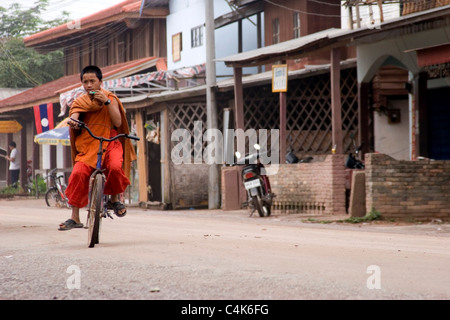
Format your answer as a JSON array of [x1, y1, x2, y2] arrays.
[[216, 28, 345, 67]]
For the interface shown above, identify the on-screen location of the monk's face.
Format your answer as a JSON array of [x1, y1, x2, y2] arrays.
[[81, 72, 102, 92]]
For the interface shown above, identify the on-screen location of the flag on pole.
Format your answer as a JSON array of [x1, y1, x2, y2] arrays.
[[33, 103, 54, 134]]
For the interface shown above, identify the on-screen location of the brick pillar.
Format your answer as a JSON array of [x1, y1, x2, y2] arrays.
[[330, 154, 347, 215]]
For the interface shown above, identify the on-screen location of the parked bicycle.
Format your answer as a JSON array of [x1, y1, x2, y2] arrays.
[[44, 168, 70, 208], [69, 117, 139, 248]]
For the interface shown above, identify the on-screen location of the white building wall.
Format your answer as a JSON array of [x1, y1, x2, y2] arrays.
[[167, 0, 261, 77], [373, 99, 410, 160]]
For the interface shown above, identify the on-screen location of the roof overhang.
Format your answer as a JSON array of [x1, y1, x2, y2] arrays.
[[406, 43, 450, 67], [57, 57, 161, 94], [217, 58, 357, 91], [217, 4, 450, 68], [0, 57, 160, 114], [123, 85, 207, 110], [217, 28, 346, 68]]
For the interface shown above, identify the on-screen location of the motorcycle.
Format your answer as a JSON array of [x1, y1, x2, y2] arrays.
[[345, 136, 365, 169], [236, 144, 275, 217], [285, 151, 313, 164]]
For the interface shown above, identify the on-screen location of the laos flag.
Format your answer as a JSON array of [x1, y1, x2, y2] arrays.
[[34, 103, 54, 134]]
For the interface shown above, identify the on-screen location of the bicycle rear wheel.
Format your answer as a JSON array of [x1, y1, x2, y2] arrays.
[[87, 174, 104, 248]]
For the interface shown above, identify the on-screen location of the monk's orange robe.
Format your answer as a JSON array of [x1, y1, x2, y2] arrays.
[[69, 89, 136, 178]]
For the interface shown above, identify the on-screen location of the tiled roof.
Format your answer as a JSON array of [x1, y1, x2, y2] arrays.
[[24, 0, 168, 47], [24, 0, 137, 44], [0, 57, 160, 112]]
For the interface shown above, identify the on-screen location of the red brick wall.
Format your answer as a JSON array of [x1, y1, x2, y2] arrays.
[[265, 154, 346, 215], [365, 153, 450, 221], [221, 155, 347, 215]]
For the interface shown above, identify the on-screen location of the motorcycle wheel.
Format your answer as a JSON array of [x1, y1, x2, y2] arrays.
[[252, 195, 271, 217]]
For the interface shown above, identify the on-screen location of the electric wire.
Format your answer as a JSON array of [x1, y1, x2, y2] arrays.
[[0, 39, 42, 86], [0, 0, 435, 86]]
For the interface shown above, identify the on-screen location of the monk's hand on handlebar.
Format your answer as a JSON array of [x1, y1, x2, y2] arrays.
[[68, 117, 139, 141], [68, 117, 84, 129]]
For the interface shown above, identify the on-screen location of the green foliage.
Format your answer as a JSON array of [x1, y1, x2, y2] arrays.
[[0, 0, 70, 88], [34, 176, 47, 194], [0, 176, 46, 196], [339, 208, 381, 224], [304, 208, 382, 224], [0, 184, 19, 195], [0, 0, 70, 38]]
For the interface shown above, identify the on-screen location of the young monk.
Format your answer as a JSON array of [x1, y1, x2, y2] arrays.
[[59, 65, 136, 231]]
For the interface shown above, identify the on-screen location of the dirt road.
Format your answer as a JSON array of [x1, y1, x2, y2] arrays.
[[1, 198, 449, 301]]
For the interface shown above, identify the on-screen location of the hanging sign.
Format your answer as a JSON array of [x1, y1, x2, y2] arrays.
[[272, 64, 288, 93]]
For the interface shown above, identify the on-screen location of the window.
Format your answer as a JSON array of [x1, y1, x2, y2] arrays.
[[293, 12, 301, 38], [191, 25, 204, 48], [272, 18, 280, 44]]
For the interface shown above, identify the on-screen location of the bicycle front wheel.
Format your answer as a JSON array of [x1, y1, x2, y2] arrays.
[[88, 174, 104, 248], [45, 187, 61, 207]]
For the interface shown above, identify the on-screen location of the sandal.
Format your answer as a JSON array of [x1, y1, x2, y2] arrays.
[[108, 200, 127, 217], [58, 219, 83, 231]]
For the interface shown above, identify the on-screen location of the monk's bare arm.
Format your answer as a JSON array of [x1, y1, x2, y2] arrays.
[[68, 112, 81, 129], [107, 97, 122, 128]]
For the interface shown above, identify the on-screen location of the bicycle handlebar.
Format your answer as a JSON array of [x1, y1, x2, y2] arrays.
[[43, 168, 58, 179], [69, 117, 140, 142]]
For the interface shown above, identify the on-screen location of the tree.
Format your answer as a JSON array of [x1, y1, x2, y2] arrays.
[[0, 0, 70, 88]]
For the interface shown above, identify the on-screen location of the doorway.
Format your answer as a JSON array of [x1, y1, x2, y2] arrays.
[[428, 87, 450, 160], [146, 113, 162, 201]]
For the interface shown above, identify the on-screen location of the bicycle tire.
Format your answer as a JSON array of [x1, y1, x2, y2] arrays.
[[45, 187, 61, 207], [88, 174, 103, 248]]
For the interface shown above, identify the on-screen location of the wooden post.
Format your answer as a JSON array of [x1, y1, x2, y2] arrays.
[[233, 67, 244, 131], [358, 82, 370, 157], [331, 47, 343, 154], [417, 71, 428, 158], [378, 0, 384, 23], [20, 121, 27, 189], [135, 111, 148, 203], [280, 91, 286, 162]]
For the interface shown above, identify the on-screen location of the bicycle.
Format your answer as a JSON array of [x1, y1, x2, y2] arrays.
[[44, 168, 70, 208], [69, 117, 139, 248]]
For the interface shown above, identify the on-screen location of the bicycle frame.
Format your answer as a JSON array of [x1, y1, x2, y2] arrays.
[[87, 133, 112, 220], [69, 117, 139, 247]]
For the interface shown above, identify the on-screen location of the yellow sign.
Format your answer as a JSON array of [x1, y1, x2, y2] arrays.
[[272, 64, 288, 92], [0, 120, 23, 133]]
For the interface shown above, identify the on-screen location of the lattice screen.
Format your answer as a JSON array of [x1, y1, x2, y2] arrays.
[[167, 67, 359, 158], [243, 67, 359, 155], [168, 102, 207, 158]]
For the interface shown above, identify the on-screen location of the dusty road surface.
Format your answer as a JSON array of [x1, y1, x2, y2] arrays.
[[1, 198, 449, 303]]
